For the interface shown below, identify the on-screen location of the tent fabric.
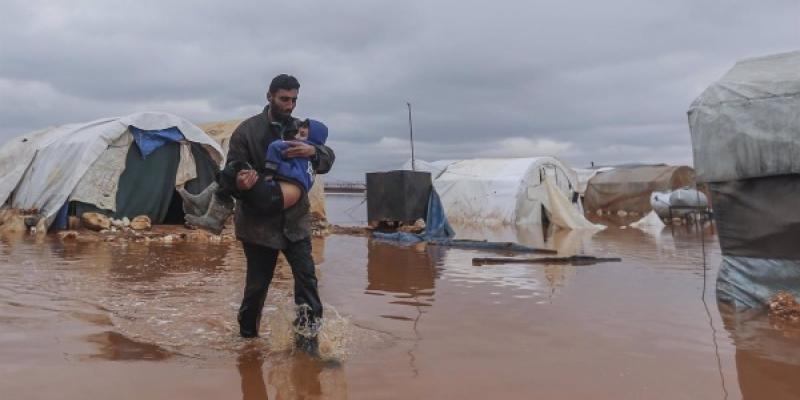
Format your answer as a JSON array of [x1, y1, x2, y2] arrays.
[[176, 142, 199, 187], [400, 159, 457, 180], [113, 142, 181, 222], [129, 126, 184, 159], [583, 165, 695, 214], [688, 51, 800, 183], [309, 175, 327, 221], [717, 255, 800, 309], [405, 157, 585, 228], [689, 51, 800, 309], [710, 175, 800, 260], [183, 142, 219, 196], [70, 142, 216, 224], [69, 132, 133, 212], [629, 210, 665, 229], [574, 167, 613, 195], [0, 112, 223, 225], [542, 175, 604, 230]]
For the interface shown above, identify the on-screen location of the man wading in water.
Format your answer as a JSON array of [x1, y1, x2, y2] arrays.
[[225, 74, 334, 355]]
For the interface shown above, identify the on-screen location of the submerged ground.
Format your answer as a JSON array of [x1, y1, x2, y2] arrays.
[[1, 194, 798, 399]]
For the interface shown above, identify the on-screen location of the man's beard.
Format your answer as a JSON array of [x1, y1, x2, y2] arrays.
[[270, 104, 292, 122]]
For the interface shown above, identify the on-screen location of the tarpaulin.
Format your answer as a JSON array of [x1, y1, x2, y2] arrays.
[[129, 126, 184, 159]]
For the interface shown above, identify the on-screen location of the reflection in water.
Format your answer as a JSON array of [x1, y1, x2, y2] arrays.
[[237, 347, 348, 400], [366, 241, 438, 298], [238, 350, 269, 400], [449, 221, 598, 256], [366, 240, 442, 377], [86, 331, 172, 361], [719, 303, 800, 400]]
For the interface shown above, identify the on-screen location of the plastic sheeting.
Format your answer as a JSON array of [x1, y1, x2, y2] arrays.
[[717, 255, 800, 309], [629, 210, 665, 229], [309, 175, 327, 221], [69, 132, 132, 212], [574, 167, 613, 195], [689, 51, 800, 183], [710, 175, 800, 261], [689, 51, 800, 308], [583, 165, 695, 213], [175, 142, 199, 188], [542, 175, 604, 230], [129, 126, 184, 159], [403, 157, 587, 228], [1, 112, 223, 225], [649, 188, 708, 219]]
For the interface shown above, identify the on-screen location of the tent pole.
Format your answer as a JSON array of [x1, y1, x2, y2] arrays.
[[407, 102, 415, 171]]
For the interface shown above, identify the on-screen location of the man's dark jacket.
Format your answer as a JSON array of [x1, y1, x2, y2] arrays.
[[226, 106, 334, 249]]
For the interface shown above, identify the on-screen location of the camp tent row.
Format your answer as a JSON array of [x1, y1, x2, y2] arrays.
[[581, 164, 696, 215], [403, 157, 698, 230], [689, 50, 800, 308], [0, 112, 223, 229]]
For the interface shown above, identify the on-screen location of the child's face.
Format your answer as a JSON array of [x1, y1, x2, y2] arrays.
[[296, 126, 309, 140]]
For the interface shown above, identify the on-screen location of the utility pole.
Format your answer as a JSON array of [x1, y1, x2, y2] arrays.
[[407, 102, 416, 171]]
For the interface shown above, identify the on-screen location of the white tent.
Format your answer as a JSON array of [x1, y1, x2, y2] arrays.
[[402, 157, 602, 230], [0, 112, 223, 226]]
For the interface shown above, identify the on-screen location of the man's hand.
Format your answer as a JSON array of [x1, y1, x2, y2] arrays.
[[283, 141, 316, 158], [236, 169, 259, 191]]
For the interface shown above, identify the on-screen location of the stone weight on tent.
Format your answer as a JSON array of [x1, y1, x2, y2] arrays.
[[689, 50, 800, 308], [0, 112, 224, 230]]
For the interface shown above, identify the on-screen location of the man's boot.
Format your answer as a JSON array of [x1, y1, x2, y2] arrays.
[[177, 182, 218, 216], [293, 306, 321, 357], [295, 333, 320, 358], [184, 193, 234, 235]]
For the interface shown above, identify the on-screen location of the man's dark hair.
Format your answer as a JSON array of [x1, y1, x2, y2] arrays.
[[268, 74, 300, 94]]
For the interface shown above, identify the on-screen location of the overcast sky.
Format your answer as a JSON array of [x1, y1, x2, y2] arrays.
[[0, 0, 797, 181]]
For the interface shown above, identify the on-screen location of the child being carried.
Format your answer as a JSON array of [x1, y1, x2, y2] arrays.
[[180, 119, 328, 234]]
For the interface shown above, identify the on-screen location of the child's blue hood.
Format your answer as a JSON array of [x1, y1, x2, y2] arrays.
[[307, 119, 328, 145]]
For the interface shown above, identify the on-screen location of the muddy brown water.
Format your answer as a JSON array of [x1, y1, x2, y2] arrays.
[[1, 195, 799, 399]]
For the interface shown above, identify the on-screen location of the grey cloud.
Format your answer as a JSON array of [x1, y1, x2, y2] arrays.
[[0, 0, 798, 182]]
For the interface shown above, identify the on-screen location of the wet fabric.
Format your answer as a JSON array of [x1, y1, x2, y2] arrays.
[[113, 142, 181, 222], [583, 165, 695, 213], [182, 143, 220, 196], [129, 126, 184, 159], [710, 175, 800, 260], [689, 51, 800, 183], [69, 132, 132, 212], [542, 175, 604, 230], [423, 157, 579, 226], [1, 112, 223, 226], [717, 255, 800, 309]]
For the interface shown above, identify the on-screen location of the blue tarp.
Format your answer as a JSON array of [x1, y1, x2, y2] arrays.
[[373, 189, 555, 254], [129, 126, 184, 159]]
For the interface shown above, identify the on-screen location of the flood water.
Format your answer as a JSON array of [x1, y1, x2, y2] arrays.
[[1, 193, 799, 399]]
